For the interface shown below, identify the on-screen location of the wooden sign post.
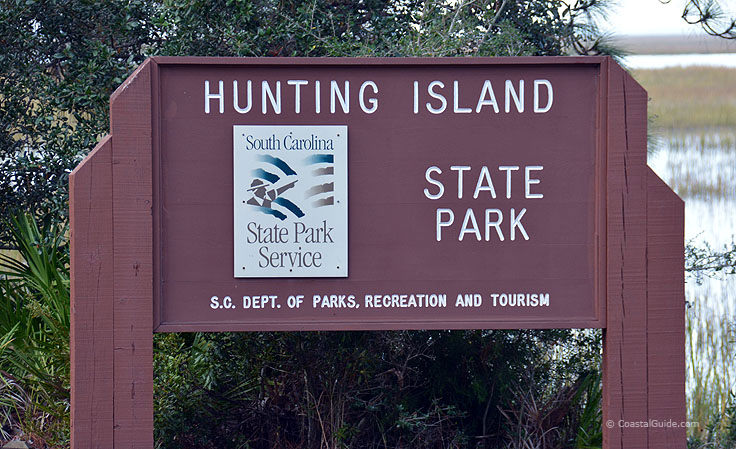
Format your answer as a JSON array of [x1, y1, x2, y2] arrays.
[[70, 57, 685, 448]]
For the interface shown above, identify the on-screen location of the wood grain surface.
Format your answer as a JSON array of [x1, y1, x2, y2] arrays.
[[647, 168, 686, 448], [110, 61, 154, 449], [70, 136, 114, 449], [602, 60, 650, 448]]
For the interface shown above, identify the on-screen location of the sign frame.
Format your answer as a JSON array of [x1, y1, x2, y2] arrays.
[[69, 56, 686, 449]]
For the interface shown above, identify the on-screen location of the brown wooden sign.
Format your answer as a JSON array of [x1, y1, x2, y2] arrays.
[[155, 58, 605, 331], [70, 57, 685, 448]]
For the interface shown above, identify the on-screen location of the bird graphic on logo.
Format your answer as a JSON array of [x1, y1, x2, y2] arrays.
[[246, 155, 304, 220], [246, 154, 336, 221]]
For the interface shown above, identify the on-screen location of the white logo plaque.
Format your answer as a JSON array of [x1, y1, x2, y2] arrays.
[[233, 125, 348, 277]]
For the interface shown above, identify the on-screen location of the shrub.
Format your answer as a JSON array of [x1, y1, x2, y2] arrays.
[[0, 214, 70, 447]]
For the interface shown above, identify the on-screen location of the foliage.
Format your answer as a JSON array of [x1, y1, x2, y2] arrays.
[[687, 392, 736, 449], [154, 329, 602, 449], [498, 369, 602, 449], [572, 371, 603, 449], [686, 241, 736, 282], [680, 0, 736, 39], [0, 0, 155, 245], [0, 214, 70, 447]]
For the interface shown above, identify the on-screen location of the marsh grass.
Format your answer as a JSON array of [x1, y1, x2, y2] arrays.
[[687, 294, 736, 440], [638, 67, 736, 444], [633, 67, 736, 132], [651, 132, 736, 199]]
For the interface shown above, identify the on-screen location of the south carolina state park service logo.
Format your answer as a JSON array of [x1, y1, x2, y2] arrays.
[[245, 154, 336, 221], [233, 125, 347, 278]]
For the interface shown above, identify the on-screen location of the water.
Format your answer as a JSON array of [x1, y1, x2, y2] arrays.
[[623, 53, 736, 69], [650, 134, 736, 245]]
